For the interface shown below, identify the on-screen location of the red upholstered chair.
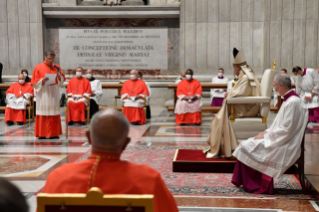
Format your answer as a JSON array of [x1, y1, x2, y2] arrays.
[[37, 187, 154, 212]]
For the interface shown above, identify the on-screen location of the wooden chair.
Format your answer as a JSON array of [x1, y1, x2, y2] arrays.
[[37, 187, 154, 212], [64, 95, 90, 125], [26, 96, 35, 125]]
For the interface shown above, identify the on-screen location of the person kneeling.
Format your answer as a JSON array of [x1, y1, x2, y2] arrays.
[[5, 74, 34, 126], [231, 75, 308, 194]]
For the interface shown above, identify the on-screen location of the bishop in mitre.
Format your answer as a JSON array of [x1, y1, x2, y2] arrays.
[[204, 48, 261, 158]]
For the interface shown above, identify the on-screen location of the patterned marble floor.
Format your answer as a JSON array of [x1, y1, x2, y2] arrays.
[[0, 107, 318, 212]]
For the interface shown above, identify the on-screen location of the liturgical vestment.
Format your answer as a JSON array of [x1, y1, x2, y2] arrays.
[[31, 62, 65, 138], [66, 77, 92, 123], [121, 79, 149, 124], [42, 152, 179, 212], [207, 69, 261, 158], [5, 82, 34, 123], [232, 90, 308, 194], [210, 76, 229, 107], [175, 78, 202, 124]]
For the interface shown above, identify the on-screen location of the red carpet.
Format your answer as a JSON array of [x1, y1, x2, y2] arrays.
[[175, 149, 237, 162]]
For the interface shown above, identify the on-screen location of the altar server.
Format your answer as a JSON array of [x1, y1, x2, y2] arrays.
[[232, 75, 308, 194], [175, 69, 202, 125], [175, 72, 186, 84], [86, 69, 103, 119], [5, 74, 34, 126], [210, 68, 229, 107], [121, 70, 149, 125], [137, 71, 151, 119]]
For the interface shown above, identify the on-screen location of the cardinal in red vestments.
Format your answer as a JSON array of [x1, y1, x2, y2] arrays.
[[121, 70, 149, 125], [42, 109, 178, 212], [66, 67, 92, 125], [175, 69, 202, 125], [31, 50, 66, 139], [5, 74, 34, 126]]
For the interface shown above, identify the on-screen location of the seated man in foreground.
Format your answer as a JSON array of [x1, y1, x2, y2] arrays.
[[42, 108, 178, 212], [232, 75, 308, 194], [121, 69, 149, 125], [5, 74, 34, 126], [175, 69, 202, 125], [67, 67, 92, 125]]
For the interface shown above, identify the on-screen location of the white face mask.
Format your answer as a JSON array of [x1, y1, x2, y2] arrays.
[[87, 74, 92, 79], [218, 73, 223, 77], [186, 75, 192, 80], [76, 72, 82, 77], [23, 73, 27, 78], [234, 75, 238, 79], [131, 75, 137, 80], [19, 79, 25, 84]]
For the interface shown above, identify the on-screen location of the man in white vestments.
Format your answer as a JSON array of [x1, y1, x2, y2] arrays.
[[273, 69, 295, 107], [232, 75, 308, 194], [210, 68, 229, 107], [175, 72, 186, 84], [86, 69, 103, 119], [137, 71, 151, 119], [205, 48, 261, 158], [227, 74, 239, 92], [293, 66, 319, 123]]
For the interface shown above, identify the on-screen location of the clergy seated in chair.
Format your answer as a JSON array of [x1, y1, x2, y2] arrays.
[[205, 48, 261, 159], [175, 69, 202, 125], [231, 75, 308, 194], [41, 109, 178, 212], [86, 69, 103, 119], [66, 67, 93, 125], [5, 74, 34, 126], [210, 68, 229, 107], [121, 70, 150, 125]]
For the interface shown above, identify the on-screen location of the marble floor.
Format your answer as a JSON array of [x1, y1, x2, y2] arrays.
[[0, 107, 319, 212]]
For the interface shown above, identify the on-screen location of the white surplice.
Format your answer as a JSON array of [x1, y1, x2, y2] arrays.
[[273, 77, 295, 106], [210, 76, 229, 99], [233, 91, 308, 178], [6, 93, 32, 110], [296, 68, 319, 109], [145, 81, 151, 106], [89, 79, 103, 105]]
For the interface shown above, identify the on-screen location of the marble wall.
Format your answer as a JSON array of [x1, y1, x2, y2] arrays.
[[180, 0, 319, 77], [0, 0, 44, 75]]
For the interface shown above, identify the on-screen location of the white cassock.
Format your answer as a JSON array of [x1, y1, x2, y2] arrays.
[[6, 93, 32, 110], [175, 77, 184, 84], [273, 77, 295, 106], [233, 90, 308, 178], [210, 76, 229, 100], [89, 79, 103, 105]]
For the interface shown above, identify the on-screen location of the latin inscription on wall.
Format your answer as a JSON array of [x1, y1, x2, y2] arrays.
[[59, 28, 168, 69]]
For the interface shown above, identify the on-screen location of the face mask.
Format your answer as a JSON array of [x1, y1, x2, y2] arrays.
[[218, 73, 223, 77], [234, 75, 238, 79], [76, 72, 82, 77], [87, 74, 92, 79], [131, 75, 137, 80], [186, 75, 192, 80], [19, 80, 25, 84], [23, 73, 27, 78]]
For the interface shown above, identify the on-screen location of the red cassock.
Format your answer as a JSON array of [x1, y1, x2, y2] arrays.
[[31, 62, 66, 138], [175, 79, 202, 124], [42, 152, 179, 212], [121, 79, 149, 124], [66, 77, 92, 123], [5, 82, 34, 123]]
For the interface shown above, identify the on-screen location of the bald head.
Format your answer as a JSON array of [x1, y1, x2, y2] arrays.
[[130, 70, 137, 75], [87, 108, 130, 155], [181, 72, 185, 78]]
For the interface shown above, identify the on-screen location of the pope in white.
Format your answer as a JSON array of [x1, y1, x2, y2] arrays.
[[210, 68, 229, 107], [232, 74, 308, 194]]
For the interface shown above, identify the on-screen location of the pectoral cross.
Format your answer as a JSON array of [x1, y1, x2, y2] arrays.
[[20, 91, 22, 95]]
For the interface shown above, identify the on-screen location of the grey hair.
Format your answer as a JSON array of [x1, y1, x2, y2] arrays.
[[44, 50, 56, 57], [274, 74, 291, 89]]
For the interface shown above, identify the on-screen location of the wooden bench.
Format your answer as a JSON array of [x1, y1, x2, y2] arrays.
[[99, 106, 123, 111]]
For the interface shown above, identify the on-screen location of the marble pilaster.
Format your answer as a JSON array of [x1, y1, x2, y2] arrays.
[[196, 0, 208, 23], [218, 22, 230, 71], [184, 23, 196, 68], [8, 23, 20, 70], [0, 23, 9, 70], [19, 23, 31, 70], [0, 0, 7, 23], [208, 0, 219, 23], [196, 23, 207, 68], [305, 20, 318, 68], [207, 23, 219, 70], [281, 20, 294, 69]]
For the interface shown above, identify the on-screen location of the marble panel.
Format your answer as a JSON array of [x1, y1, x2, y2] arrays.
[[263, 0, 271, 21], [293, 20, 306, 67], [184, 23, 196, 68], [18, 0, 30, 23], [253, 0, 264, 22], [281, 20, 294, 69], [0, 23, 9, 71], [30, 23, 44, 69], [196, 0, 208, 23], [7, 0, 18, 23], [241, 22, 253, 66], [218, 0, 230, 22], [252, 22, 263, 69], [218, 22, 230, 71], [207, 0, 219, 23], [294, 0, 307, 20], [8, 23, 20, 70], [230, 22, 242, 73], [306, 0, 318, 20], [168, 28, 180, 71], [241, 0, 253, 22], [179, 23, 185, 70], [0, 0, 7, 23], [29, 0, 42, 23], [269, 21, 282, 70], [305, 20, 318, 68], [180, 0, 185, 23], [270, 0, 283, 21], [184, 0, 196, 23], [230, 0, 241, 22], [262, 21, 270, 72], [207, 23, 219, 70], [196, 23, 207, 68], [19, 23, 31, 69], [282, 0, 294, 20], [60, 0, 77, 5]]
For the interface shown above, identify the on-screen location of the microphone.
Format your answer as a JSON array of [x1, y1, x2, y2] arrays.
[[53, 64, 60, 73]]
